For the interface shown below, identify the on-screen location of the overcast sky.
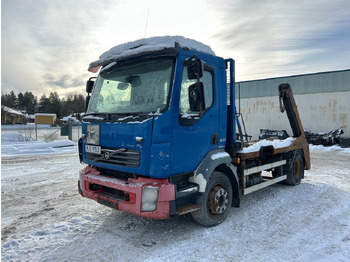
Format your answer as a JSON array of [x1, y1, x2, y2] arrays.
[[2, 0, 350, 98]]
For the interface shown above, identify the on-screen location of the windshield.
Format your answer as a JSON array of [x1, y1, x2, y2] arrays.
[[87, 58, 174, 115]]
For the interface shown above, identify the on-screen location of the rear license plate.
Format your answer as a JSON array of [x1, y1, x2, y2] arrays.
[[86, 145, 101, 154]]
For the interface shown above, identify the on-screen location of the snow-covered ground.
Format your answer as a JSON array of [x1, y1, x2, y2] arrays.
[[1, 124, 82, 143], [1, 134, 350, 261]]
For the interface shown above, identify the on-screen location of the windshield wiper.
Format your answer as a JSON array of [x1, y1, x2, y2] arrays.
[[131, 112, 147, 117], [83, 113, 109, 120], [83, 112, 152, 122]]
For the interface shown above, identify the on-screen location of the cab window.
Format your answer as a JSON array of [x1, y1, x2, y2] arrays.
[[179, 66, 214, 125]]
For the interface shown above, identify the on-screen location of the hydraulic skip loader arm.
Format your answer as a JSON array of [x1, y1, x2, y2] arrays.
[[235, 83, 311, 196], [278, 83, 310, 170]]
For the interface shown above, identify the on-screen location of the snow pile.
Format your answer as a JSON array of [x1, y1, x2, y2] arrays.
[[88, 36, 215, 73], [2, 124, 55, 130], [238, 137, 295, 153], [1, 140, 76, 156], [310, 144, 350, 153], [1, 132, 76, 156], [1, 132, 29, 142]]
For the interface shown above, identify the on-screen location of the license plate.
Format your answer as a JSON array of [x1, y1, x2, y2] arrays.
[[97, 198, 118, 209], [86, 145, 101, 154]]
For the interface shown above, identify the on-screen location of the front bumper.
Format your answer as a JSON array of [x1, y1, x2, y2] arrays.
[[78, 166, 175, 219]]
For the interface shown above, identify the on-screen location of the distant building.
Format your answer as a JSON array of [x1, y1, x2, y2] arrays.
[[1, 105, 26, 124], [28, 115, 35, 123], [34, 113, 57, 125], [61, 114, 81, 124], [236, 69, 350, 139]]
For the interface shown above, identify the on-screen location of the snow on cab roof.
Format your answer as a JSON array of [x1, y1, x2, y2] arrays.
[[88, 36, 215, 73]]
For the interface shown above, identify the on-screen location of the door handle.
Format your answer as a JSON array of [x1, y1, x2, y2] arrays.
[[211, 133, 219, 145]]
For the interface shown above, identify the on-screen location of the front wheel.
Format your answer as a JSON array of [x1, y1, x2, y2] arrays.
[[285, 151, 304, 185], [191, 171, 232, 227]]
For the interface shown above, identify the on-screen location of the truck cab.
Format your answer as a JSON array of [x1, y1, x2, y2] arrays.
[[78, 36, 310, 226]]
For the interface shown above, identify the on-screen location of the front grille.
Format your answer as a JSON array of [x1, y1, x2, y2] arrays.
[[97, 168, 138, 181], [86, 147, 140, 167]]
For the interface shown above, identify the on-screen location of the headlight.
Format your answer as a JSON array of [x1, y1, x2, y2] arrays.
[[141, 186, 159, 212]]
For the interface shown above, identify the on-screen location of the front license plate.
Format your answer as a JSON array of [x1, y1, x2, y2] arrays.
[[86, 145, 101, 154], [97, 198, 118, 209]]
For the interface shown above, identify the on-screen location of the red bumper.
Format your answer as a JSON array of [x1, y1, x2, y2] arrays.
[[78, 166, 175, 219]]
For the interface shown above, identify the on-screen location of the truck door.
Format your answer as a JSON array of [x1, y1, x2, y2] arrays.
[[172, 62, 219, 174]]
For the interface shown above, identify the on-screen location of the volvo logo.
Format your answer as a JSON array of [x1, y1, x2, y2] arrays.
[[104, 152, 110, 160]]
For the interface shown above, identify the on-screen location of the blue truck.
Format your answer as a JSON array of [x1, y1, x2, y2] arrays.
[[78, 36, 310, 226]]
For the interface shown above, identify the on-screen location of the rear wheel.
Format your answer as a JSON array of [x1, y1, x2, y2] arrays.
[[285, 151, 304, 185], [191, 171, 232, 227]]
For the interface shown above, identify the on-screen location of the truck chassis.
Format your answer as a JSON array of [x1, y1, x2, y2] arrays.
[[78, 38, 310, 227]]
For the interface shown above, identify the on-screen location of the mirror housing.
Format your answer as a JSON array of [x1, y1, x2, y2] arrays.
[[117, 82, 128, 90], [117, 75, 141, 90], [188, 82, 205, 112], [186, 55, 203, 80], [86, 77, 96, 93], [125, 75, 141, 87]]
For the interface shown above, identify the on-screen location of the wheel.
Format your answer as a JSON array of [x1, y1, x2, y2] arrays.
[[191, 171, 232, 227], [285, 151, 304, 185]]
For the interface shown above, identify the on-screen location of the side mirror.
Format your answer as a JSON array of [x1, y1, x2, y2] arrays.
[[86, 77, 96, 93], [125, 75, 141, 87], [186, 56, 203, 80], [117, 82, 128, 90], [188, 82, 205, 112], [85, 95, 90, 112]]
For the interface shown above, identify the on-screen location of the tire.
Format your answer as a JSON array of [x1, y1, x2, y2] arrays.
[[191, 171, 232, 227], [285, 151, 304, 185]]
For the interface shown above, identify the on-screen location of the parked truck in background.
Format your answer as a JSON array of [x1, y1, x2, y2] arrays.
[[78, 36, 310, 226]]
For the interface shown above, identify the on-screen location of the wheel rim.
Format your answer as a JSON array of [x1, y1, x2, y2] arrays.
[[294, 158, 302, 180], [208, 185, 229, 215]]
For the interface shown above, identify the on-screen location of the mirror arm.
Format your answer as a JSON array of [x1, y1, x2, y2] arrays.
[[85, 95, 91, 112]]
